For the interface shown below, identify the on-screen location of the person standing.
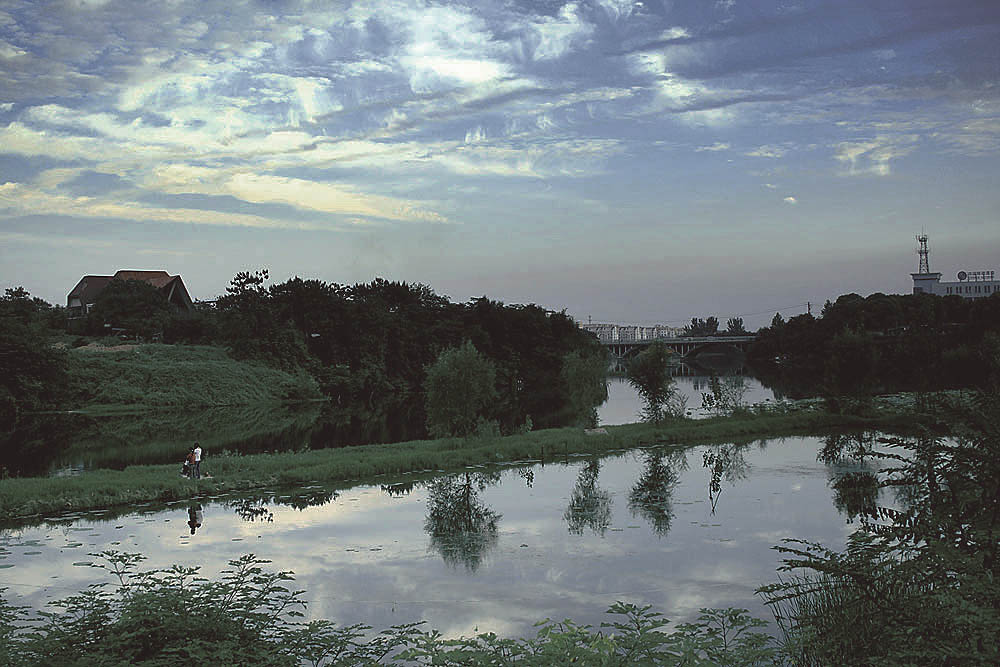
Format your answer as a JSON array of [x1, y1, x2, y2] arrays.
[[193, 442, 202, 479]]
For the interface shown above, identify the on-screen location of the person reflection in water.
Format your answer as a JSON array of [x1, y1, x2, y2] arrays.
[[187, 504, 203, 535]]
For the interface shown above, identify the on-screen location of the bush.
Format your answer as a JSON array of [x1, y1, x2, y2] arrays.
[[0, 551, 777, 666]]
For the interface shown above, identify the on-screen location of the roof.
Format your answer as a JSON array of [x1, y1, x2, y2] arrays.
[[67, 275, 115, 305], [68, 270, 193, 309], [112, 270, 175, 288]]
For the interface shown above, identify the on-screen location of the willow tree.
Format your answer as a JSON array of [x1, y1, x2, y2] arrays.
[[625, 341, 683, 423], [424, 340, 498, 438]]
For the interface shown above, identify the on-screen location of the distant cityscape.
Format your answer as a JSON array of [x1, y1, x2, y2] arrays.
[[578, 320, 684, 344]]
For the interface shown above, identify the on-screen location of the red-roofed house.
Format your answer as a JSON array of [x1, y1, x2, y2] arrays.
[[67, 270, 194, 317]]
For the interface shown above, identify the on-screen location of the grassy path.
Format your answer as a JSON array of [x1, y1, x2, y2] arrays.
[[0, 410, 918, 523]]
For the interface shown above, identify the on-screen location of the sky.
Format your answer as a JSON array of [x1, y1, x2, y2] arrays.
[[1, 0, 999, 330]]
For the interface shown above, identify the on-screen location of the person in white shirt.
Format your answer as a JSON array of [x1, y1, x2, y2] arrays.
[[193, 443, 202, 479]]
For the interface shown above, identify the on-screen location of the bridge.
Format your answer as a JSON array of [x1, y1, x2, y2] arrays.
[[600, 335, 756, 359]]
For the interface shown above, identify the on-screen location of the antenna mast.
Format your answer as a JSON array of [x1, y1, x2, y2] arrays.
[[916, 233, 930, 274]]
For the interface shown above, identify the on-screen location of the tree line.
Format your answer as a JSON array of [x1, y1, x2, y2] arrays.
[[0, 274, 608, 435], [749, 291, 1000, 402]]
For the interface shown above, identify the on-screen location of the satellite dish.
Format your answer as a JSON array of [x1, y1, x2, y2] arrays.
[[958, 271, 968, 281]]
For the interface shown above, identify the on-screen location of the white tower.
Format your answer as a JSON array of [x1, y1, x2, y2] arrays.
[[911, 233, 941, 295]]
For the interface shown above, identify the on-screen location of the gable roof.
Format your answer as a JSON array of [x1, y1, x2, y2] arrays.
[[67, 275, 115, 305], [112, 270, 174, 287], [67, 270, 194, 310]]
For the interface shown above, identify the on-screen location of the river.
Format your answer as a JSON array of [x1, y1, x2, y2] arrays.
[[0, 432, 885, 639]]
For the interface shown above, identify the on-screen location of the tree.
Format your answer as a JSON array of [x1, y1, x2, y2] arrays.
[[725, 317, 747, 335], [559, 349, 609, 428], [770, 312, 785, 329], [823, 329, 879, 412], [625, 341, 683, 423], [683, 316, 720, 337], [91, 279, 171, 338], [424, 341, 498, 438]]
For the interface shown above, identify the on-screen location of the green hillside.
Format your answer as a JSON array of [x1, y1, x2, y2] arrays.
[[65, 343, 321, 411]]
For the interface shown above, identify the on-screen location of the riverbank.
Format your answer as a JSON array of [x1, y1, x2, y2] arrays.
[[64, 342, 322, 410], [0, 408, 924, 523]]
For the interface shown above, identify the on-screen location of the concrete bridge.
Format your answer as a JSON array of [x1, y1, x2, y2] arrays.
[[601, 335, 756, 359]]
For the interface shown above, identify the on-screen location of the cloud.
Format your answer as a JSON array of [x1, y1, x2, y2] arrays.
[[783, 196, 797, 204], [222, 174, 448, 224], [834, 135, 918, 176], [696, 142, 730, 152], [745, 145, 787, 158], [0, 181, 317, 229]]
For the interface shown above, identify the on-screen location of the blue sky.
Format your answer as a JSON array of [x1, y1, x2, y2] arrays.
[[1, 0, 998, 329]]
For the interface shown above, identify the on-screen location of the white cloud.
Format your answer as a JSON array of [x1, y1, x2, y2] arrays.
[[835, 135, 917, 176], [222, 174, 448, 224], [745, 145, 787, 158], [0, 40, 27, 58], [783, 196, 797, 204], [696, 142, 730, 152], [522, 3, 594, 61], [0, 181, 314, 229]]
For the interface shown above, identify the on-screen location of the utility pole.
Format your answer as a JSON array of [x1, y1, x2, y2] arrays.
[[807, 301, 812, 316]]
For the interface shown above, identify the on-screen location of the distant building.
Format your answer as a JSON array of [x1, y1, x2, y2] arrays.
[[580, 320, 683, 343], [910, 235, 999, 299], [67, 270, 194, 317]]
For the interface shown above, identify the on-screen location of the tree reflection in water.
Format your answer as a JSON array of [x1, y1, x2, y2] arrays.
[[831, 471, 880, 523], [564, 457, 613, 536], [817, 432, 882, 523], [226, 487, 339, 523], [702, 443, 751, 514], [424, 471, 502, 571], [628, 449, 688, 536]]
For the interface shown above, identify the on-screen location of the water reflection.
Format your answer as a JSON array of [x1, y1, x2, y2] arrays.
[[0, 434, 898, 640], [424, 471, 502, 571], [381, 481, 416, 497], [228, 497, 274, 523], [831, 472, 880, 523], [564, 457, 613, 536], [818, 432, 877, 465], [187, 504, 203, 535], [817, 432, 884, 524], [225, 487, 339, 524], [702, 444, 751, 514], [628, 449, 688, 536]]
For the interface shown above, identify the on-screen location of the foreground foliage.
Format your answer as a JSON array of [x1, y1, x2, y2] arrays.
[[759, 391, 1000, 665], [0, 552, 775, 666]]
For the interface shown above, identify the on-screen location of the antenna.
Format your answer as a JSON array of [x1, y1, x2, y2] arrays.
[[915, 233, 930, 274]]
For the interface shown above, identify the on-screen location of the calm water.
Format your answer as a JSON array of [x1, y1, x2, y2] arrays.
[[0, 435, 882, 639], [4, 363, 782, 477], [598, 372, 779, 426]]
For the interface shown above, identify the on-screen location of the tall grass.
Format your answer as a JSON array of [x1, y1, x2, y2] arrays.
[[65, 344, 321, 409], [0, 410, 917, 523]]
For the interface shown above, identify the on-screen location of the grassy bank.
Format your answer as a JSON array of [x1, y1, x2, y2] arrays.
[[65, 343, 322, 410], [0, 409, 918, 522]]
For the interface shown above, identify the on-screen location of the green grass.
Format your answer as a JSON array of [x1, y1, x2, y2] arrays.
[[65, 343, 321, 410], [49, 402, 325, 470], [0, 409, 919, 522]]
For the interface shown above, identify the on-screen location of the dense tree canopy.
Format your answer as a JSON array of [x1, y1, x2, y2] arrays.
[[750, 291, 1000, 396]]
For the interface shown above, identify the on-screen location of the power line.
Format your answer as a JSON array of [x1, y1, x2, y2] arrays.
[[584, 302, 814, 327]]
